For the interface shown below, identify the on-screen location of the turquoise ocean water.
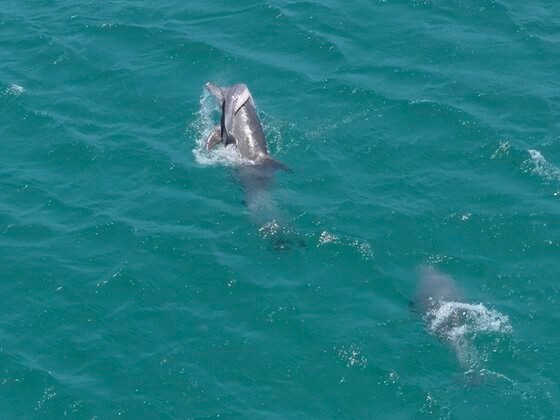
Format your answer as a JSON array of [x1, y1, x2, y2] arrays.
[[1, 1, 559, 418]]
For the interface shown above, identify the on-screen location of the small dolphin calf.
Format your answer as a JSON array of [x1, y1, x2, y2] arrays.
[[204, 82, 286, 170]]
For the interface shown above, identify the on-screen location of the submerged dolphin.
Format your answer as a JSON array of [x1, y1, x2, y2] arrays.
[[204, 82, 287, 170], [413, 266, 465, 340], [412, 266, 511, 380]]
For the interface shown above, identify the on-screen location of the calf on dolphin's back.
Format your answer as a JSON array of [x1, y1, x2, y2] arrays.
[[204, 82, 288, 171]]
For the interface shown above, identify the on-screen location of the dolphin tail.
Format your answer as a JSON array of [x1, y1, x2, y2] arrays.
[[204, 125, 222, 151]]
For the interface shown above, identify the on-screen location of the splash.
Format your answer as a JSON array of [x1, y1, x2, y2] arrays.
[[4, 84, 25, 96], [426, 301, 512, 339], [318, 230, 339, 245], [258, 110, 298, 156], [527, 149, 560, 184], [425, 300, 512, 372]]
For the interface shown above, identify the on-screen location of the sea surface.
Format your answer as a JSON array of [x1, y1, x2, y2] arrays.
[[1, 0, 559, 418]]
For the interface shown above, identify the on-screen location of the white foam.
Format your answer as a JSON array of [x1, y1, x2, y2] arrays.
[[527, 149, 560, 184], [258, 220, 281, 239], [336, 344, 368, 368], [5, 84, 25, 96], [351, 239, 374, 260], [427, 301, 512, 340], [425, 301, 512, 372], [314, 226, 373, 261], [490, 141, 510, 159], [318, 230, 339, 246]]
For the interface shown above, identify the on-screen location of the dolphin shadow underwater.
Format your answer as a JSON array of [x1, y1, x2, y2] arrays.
[[203, 82, 304, 251], [411, 266, 512, 384]]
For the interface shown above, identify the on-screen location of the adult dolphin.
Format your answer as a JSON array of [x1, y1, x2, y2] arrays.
[[204, 82, 287, 170], [204, 82, 299, 250]]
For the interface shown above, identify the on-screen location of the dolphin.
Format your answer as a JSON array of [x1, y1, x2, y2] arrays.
[[204, 82, 287, 170], [412, 266, 512, 382], [413, 266, 465, 340], [203, 82, 300, 250]]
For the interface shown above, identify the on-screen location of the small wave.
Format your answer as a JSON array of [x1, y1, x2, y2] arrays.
[[258, 220, 306, 251], [335, 343, 368, 369], [315, 227, 374, 261], [351, 239, 374, 260]]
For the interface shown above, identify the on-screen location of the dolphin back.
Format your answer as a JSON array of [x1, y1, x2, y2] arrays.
[[223, 84, 251, 135], [413, 266, 462, 314], [205, 82, 251, 139]]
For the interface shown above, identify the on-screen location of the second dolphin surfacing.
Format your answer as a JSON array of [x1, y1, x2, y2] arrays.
[[412, 266, 512, 380]]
